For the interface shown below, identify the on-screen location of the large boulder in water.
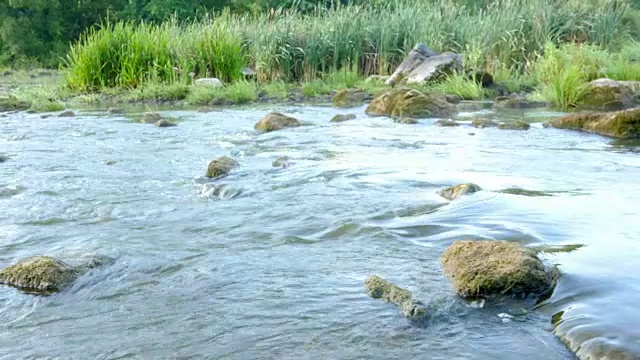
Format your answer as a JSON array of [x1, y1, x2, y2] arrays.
[[365, 88, 456, 118], [206, 156, 238, 179], [364, 275, 427, 321], [254, 112, 301, 132], [332, 89, 371, 108], [544, 107, 640, 139], [0, 255, 110, 295], [440, 240, 558, 299]]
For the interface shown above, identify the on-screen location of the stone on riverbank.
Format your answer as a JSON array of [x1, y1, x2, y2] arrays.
[[330, 114, 357, 123], [364, 275, 427, 321], [58, 110, 75, 117], [206, 156, 238, 179], [544, 107, 640, 139], [194, 78, 223, 87], [254, 112, 301, 132], [332, 89, 371, 108], [0, 256, 78, 294], [498, 120, 530, 130], [494, 96, 547, 109], [581, 78, 638, 111], [437, 183, 482, 201], [365, 88, 456, 118], [440, 240, 557, 299], [385, 43, 461, 86]]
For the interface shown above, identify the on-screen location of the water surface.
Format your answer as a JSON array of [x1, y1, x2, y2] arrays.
[[1, 103, 638, 359]]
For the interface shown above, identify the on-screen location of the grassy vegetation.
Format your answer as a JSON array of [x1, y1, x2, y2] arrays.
[[5, 0, 640, 111]]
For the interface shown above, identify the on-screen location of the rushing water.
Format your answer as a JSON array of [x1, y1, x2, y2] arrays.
[[1, 102, 639, 359]]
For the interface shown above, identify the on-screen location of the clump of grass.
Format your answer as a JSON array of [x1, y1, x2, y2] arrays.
[[261, 81, 290, 99], [10, 86, 68, 112], [301, 79, 331, 97], [124, 82, 190, 102], [185, 86, 226, 105], [428, 72, 486, 100], [223, 81, 258, 103], [185, 81, 258, 105]]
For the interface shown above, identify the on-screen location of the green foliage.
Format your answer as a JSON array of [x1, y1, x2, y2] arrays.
[[428, 72, 486, 100]]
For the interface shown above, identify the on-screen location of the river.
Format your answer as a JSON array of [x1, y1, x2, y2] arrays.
[[1, 102, 639, 359]]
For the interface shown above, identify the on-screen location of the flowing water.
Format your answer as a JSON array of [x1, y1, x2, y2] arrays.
[[0, 102, 639, 359]]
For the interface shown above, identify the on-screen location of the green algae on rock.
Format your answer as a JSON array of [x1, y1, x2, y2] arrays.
[[254, 112, 300, 132], [437, 183, 482, 201], [544, 107, 640, 139], [332, 89, 371, 108], [0, 256, 78, 294], [365, 88, 456, 119], [206, 156, 238, 179], [440, 240, 557, 299], [471, 118, 498, 128], [155, 119, 177, 127], [498, 120, 530, 130], [581, 78, 636, 111], [272, 156, 290, 168], [364, 275, 427, 321], [330, 114, 357, 123]]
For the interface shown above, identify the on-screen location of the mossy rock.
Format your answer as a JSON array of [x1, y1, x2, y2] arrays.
[[141, 112, 163, 124], [435, 119, 460, 127], [365, 88, 456, 118], [0, 256, 78, 294], [471, 118, 498, 128], [494, 97, 547, 109], [332, 89, 371, 108], [254, 112, 301, 132], [544, 107, 640, 139], [498, 120, 530, 130], [58, 110, 75, 117], [155, 119, 177, 127], [364, 275, 427, 321], [581, 78, 634, 111], [272, 156, 290, 168], [440, 240, 557, 299], [330, 114, 357, 123], [206, 156, 238, 178], [437, 183, 482, 201], [0, 98, 30, 112]]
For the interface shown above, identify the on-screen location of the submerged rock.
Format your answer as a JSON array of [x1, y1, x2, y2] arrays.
[[330, 114, 357, 123], [437, 183, 482, 201], [393, 117, 418, 124], [194, 78, 223, 87], [581, 78, 636, 111], [155, 119, 177, 127], [440, 240, 557, 299], [544, 107, 640, 139], [332, 89, 371, 108], [104, 160, 116, 166], [498, 120, 530, 130], [435, 119, 460, 127], [498, 188, 552, 197], [364, 275, 427, 321], [206, 156, 238, 179], [529, 244, 584, 254], [471, 118, 498, 128], [197, 106, 214, 113], [0, 256, 77, 294], [141, 112, 163, 124], [58, 110, 75, 117], [494, 96, 547, 109], [272, 156, 290, 168], [365, 88, 456, 119], [108, 108, 125, 115], [254, 112, 301, 132], [0, 154, 8, 163]]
